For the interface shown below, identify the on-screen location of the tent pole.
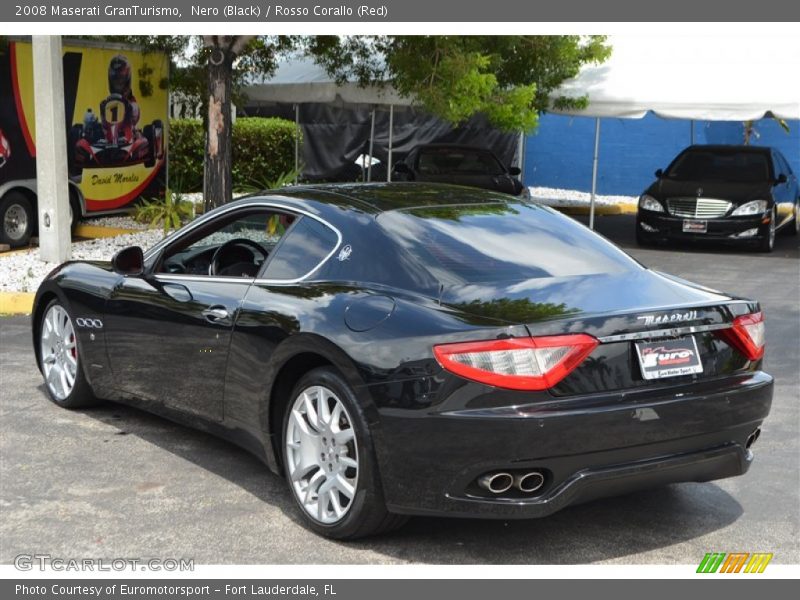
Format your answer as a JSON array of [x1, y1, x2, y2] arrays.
[[517, 131, 525, 185], [690, 120, 695, 145], [387, 104, 394, 182], [589, 117, 601, 230], [367, 107, 376, 182], [294, 103, 299, 184]]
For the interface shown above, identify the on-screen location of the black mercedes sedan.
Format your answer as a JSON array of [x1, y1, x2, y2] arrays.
[[32, 183, 772, 539], [637, 145, 799, 251], [393, 144, 528, 197]]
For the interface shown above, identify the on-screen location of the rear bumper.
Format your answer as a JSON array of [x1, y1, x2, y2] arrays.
[[637, 210, 769, 243], [374, 371, 773, 519]]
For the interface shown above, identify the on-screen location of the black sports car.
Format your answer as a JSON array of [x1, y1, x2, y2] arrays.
[[637, 145, 800, 251], [393, 144, 528, 197], [33, 183, 772, 539]]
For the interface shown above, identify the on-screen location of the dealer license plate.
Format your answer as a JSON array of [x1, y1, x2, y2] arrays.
[[682, 219, 707, 233], [635, 336, 704, 380]]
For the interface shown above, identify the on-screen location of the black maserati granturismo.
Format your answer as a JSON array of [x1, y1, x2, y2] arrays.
[[32, 183, 773, 539]]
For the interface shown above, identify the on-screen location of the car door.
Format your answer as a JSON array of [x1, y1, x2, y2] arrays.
[[103, 206, 296, 421]]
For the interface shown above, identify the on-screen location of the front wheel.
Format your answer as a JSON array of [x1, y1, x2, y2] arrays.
[[38, 300, 101, 408], [758, 207, 777, 252], [282, 367, 407, 539]]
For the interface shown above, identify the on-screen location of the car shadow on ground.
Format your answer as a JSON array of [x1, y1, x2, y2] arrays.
[[74, 394, 744, 564]]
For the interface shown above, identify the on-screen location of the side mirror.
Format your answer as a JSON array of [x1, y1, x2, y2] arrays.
[[508, 166, 522, 176], [394, 162, 411, 174], [655, 168, 664, 178], [775, 173, 788, 185], [112, 246, 144, 277]]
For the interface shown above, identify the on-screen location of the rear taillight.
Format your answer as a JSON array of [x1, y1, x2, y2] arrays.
[[433, 334, 599, 391], [717, 311, 765, 361]]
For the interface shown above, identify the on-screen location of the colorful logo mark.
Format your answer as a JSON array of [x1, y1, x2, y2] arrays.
[[697, 552, 773, 573]]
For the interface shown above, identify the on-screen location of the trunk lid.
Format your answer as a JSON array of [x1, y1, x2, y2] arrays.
[[440, 269, 758, 396]]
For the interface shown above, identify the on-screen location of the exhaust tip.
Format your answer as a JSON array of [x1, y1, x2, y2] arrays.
[[515, 471, 545, 493], [746, 427, 762, 449], [477, 472, 514, 494]]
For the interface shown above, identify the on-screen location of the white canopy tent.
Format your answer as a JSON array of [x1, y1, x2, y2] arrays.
[[550, 35, 800, 227]]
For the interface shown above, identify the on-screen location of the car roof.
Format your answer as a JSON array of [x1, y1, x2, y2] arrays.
[[683, 144, 774, 154], [269, 182, 514, 214]]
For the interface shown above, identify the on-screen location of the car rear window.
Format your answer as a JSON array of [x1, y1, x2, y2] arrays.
[[666, 150, 771, 182], [377, 203, 640, 285]]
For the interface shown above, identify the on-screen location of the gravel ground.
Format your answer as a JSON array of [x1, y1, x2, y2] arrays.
[[78, 214, 149, 230], [0, 229, 165, 293], [529, 186, 637, 206]]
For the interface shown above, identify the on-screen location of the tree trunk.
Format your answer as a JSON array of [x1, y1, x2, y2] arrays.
[[204, 46, 234, 211]]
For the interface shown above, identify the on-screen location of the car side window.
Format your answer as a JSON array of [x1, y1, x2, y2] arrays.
[[260, 216, 339, 281], [159, 209, 296, 277]]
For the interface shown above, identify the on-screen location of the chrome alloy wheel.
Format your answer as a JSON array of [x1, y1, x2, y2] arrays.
[[285, 385, 359, 524], [3, 202, 28, 241], [40, 305, 78, 400]]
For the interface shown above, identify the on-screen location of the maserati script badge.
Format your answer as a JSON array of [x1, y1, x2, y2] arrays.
[[637, 310, 698, 327]]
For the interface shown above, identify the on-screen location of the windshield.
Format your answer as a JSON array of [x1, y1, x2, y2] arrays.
[[666, 150, 771, 183], [417, 148, 505, 176], [377, 203, 641, 286]]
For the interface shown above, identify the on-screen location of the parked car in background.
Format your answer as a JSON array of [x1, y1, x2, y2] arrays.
[[394, 144, 528, 198], [33, 183, 771, 539], [636, 145, 799, 251]]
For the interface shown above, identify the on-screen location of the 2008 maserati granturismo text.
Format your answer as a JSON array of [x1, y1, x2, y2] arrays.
[[32, 183, 773, 539]]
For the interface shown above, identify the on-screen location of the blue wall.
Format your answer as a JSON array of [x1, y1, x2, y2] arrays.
[[524, 114, 800, 196]]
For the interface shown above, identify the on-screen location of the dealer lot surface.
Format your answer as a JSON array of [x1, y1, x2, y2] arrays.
[[1, 215, 798, 565]]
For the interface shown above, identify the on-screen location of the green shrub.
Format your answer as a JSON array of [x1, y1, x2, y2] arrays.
[[168, 117, 300, 193]]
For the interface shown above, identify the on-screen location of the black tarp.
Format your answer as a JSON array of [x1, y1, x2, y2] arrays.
[[242, 102, 520, 181]]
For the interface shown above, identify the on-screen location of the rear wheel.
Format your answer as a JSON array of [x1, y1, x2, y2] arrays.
[[0, 191, 34, 247], [282, 367, 407, 539], [38, 300, 101, 409], [69, 189, 81, 234]]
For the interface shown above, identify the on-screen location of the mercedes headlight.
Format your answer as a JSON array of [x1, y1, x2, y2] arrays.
[[731, 200, 768, 216], [639, 194, 664, 213]]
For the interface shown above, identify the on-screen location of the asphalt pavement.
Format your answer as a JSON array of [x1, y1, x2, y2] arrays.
[[1, 214, 798, 565]]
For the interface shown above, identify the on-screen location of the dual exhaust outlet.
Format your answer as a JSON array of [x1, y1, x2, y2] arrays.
[[478, 470, 545, 495], [746, 427, 761, 450]]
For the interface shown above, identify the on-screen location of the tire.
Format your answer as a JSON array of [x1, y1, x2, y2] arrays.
[[758, 207, 777, 252], [281, 366, 408, 539], [38, 299, 102, 409], [0, 191, 34, 247], [69, 189, 81, 234]]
